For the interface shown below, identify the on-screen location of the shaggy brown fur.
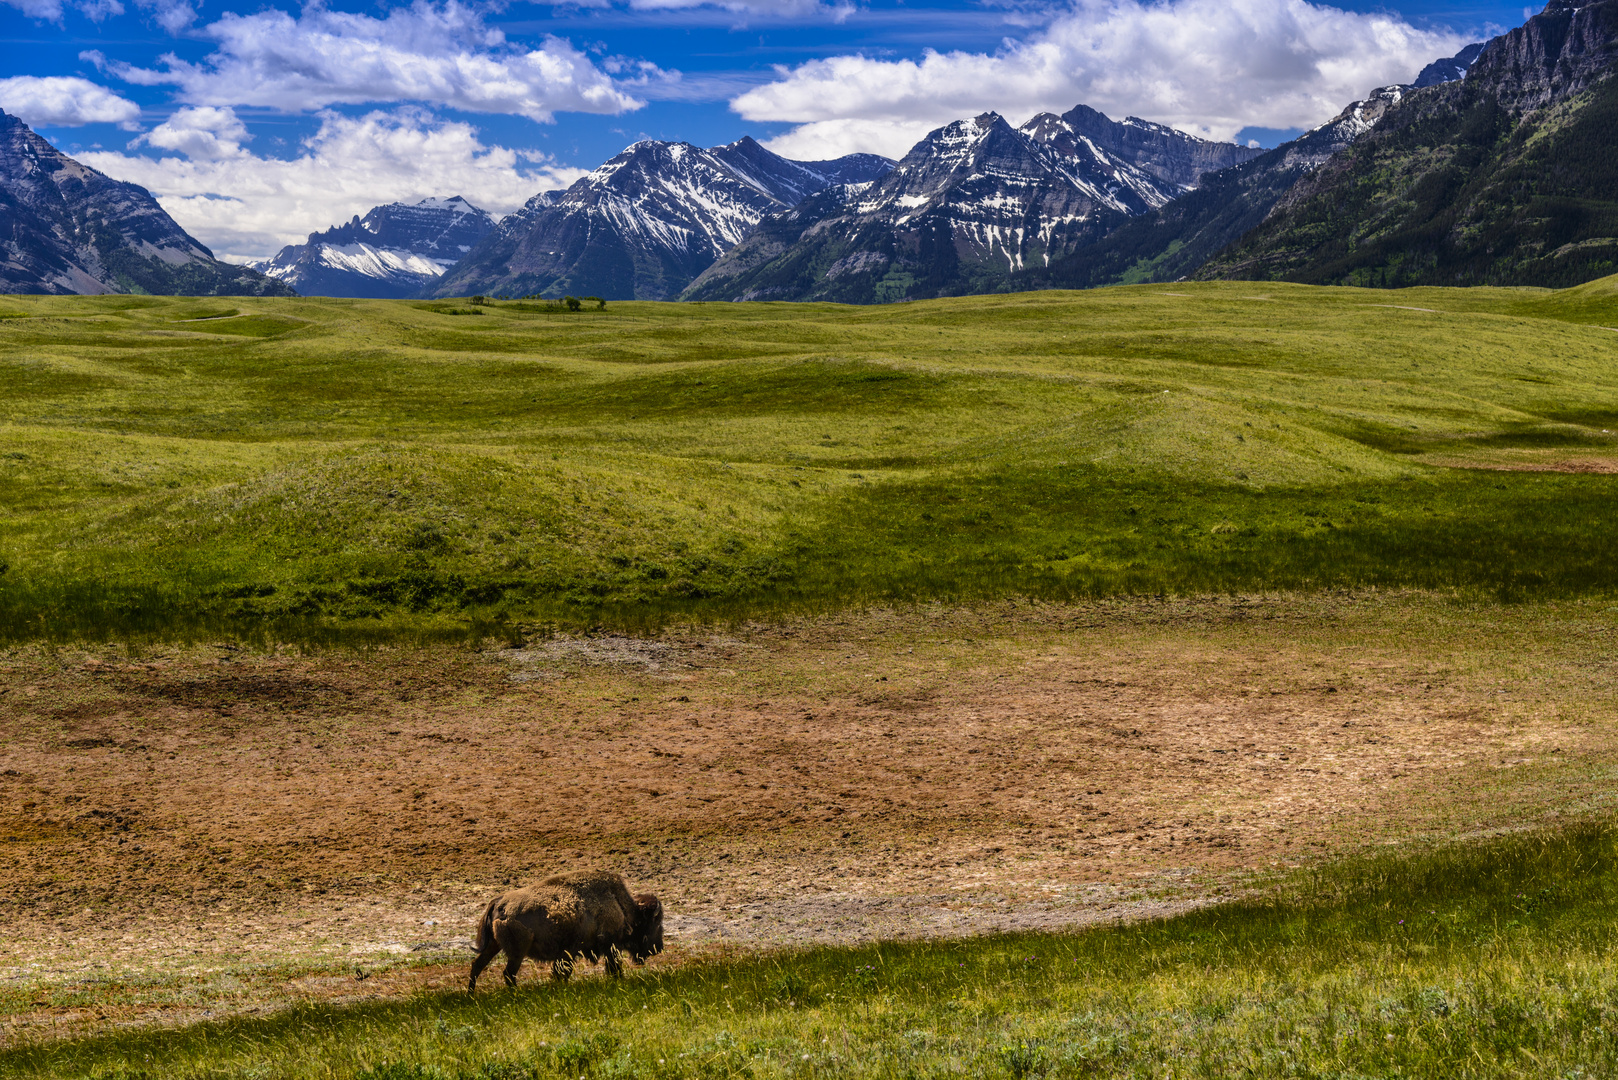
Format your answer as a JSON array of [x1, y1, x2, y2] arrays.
[[468, 870, 664, 992]]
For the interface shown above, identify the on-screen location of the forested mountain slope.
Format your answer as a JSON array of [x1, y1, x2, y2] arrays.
[[1012, 88, 1410, 291], [1198, 0, 1618, 288]]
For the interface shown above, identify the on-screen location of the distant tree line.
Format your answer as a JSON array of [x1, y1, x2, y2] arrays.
[[468, 294, 607, 310]]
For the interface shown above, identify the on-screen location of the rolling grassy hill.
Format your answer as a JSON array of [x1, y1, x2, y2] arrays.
[[2, 280, 1618, 643]]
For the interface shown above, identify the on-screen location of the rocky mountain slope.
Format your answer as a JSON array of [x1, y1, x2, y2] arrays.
[[1413, 42, 1487, 87], [1029, 104, 1263, 189], [1197, 0, 1618, 288], [0, 110, 290, 296], [428, 138, 891, 300], [1015, 85, 1414, 291], [681, 108, 1248, 303], [253, 196, 494, 298]]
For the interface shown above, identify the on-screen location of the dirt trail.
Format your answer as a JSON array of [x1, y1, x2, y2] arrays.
[[3, 596, 1613, 1040]]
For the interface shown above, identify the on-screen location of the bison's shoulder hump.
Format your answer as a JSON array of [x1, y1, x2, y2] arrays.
[[542, 869, 629, 891]]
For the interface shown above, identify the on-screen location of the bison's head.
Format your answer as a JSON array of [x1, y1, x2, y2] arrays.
[[628, 893, 664, 964]]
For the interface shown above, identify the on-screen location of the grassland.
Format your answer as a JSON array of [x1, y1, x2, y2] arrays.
[[6, 281, 1618, 1075], [4, 280, 1618, 642], [4, 822, 1617, 1079]]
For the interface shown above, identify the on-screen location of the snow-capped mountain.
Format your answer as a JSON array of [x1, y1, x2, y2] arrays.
[[429, 137, 892, 301], [683, 107, 1250, 303], [254, 196, 496, 298], [1413, 42, 1486, 87], [1023, 105, 1263, 191], [865, 110, 1180, 222], [0, 109, 289, 296]]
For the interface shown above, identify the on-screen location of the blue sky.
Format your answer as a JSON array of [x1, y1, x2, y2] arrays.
[[0, 0, 1534, 257]]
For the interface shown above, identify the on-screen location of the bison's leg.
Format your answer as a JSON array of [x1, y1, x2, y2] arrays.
[[550, 955, 575, 982], [494, 921, 532, 988], [604, 945, 624, 978], [468, 935, 503, 994]]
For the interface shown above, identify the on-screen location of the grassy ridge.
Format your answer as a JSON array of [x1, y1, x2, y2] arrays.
[[3, 280, 1618, 641], [6, 823, 1617, 1078]]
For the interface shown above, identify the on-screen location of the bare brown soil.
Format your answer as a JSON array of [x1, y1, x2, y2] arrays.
[[1429, 449, 1618, 473], [1462, 459, 1618, 473], [3, 595, 1616, 1041]]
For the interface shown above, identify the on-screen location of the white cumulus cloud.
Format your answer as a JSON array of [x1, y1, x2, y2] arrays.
[[734, 0, 1472, 157], [1, 0, 62, 15], [0, 75, 141, 128], [3, 0, 122, 20], [134, 105, 249, 159], [105, 0, 642, 121], [78, 109, 587, 260], [135, 0, 196, 34]]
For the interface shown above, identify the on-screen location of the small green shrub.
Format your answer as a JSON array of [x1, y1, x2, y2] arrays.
[[460, 1064, 536, 1080], [550, 1032, 619, 1075], [354, 1065, 446, 1080], [844, 964, 879, 994], [997, 1040, 1047, 1079], [765, 971, 811, 1003]]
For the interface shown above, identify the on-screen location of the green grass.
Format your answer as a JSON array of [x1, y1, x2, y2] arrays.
[[4, 279, 1618, 642], [6, 822, 1618, 1078]]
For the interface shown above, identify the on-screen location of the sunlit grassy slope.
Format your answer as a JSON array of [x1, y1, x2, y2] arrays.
[[6, 823, 1618, 1078], [3, 280, 1618, 641]]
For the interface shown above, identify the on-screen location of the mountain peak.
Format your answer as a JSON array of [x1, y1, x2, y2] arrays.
[[957, 112, 1007, 138], [688, 99, 1223, 304], [1412, 42, 1486, 87], [429, 140, 895, 301], [0, 110, 289, 296], [1039, 102, 1262, 189], [912, 112, 1012, 159], [413, 195, 475, 212], [1468, 0, 1618, 111], [254, 195, 495, 298]]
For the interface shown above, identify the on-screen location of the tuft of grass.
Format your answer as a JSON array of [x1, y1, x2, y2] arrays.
[[5, 821, 1618, 1078], [4, 281, 1618, 643]]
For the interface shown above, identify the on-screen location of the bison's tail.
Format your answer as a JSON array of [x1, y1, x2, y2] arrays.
[[473, 896, 501, 952]]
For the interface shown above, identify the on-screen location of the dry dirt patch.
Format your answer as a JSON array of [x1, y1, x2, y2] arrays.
[[2, 595, 1615, 1039], [1427, 448, 1618, 473]]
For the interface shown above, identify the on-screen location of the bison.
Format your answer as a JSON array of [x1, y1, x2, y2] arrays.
[[468, 870, 663, 992]]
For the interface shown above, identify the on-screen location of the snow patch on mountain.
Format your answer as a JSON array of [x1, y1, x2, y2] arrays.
[[253, 195, 497, 298], [430, 136, 895, 301], [683, 102, 1261, 304]]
